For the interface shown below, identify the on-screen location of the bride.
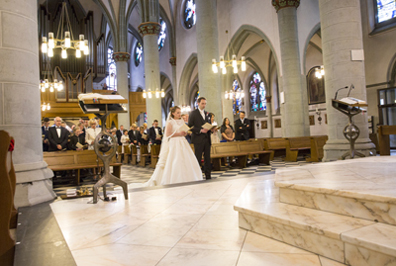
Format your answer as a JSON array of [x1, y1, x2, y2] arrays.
[[144, 106, 203, 186]]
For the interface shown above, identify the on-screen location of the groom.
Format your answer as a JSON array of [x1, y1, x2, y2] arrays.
[[188, 97, 212, 180]]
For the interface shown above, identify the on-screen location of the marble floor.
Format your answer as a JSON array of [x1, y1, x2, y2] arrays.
[[50, 168, 346, 266]]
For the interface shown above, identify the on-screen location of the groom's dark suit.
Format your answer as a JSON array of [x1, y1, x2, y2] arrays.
[[188, 108, 212, 179]]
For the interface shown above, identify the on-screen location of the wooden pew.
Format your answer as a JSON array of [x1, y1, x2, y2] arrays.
[[116, 145, 123, 163], [139, 145, 150, 167], [211, 142, 248, 171], [306, 135, 328, 162], [123, 145, 131, 164], [378, 125, 396, 155], [43, 150, 122, 186], [0, 131, 16, 266], [285, 136, 311, 162], [264, 138, 288, 160], [131, 145, 138, 165], [210, 141, 273, 171], [150, 145, 161, 168]]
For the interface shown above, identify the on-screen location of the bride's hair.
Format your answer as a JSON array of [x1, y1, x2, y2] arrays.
[[170, 106, 181, 118]]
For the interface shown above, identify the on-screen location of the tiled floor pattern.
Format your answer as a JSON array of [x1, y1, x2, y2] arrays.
[[53, 157, 314, 197], [50, 168, 345, 266]]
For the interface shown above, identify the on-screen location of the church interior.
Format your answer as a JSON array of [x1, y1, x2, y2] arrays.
[[2, 0, 396, 265]]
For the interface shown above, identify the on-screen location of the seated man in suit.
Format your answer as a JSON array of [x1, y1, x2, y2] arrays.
[[42, 117, 50, 151], [128, 123, 141, 146], [148, 120, 162, 145], [116, 125, 124, 146], [48, 117, 69, 151], [235, 111, 250, 141]]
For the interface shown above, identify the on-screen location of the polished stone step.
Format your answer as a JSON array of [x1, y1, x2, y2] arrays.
[[274, 157, 396, 225], [234, 182, 396, 266]]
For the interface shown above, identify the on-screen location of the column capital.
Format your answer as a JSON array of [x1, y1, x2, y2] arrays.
[[138, 22, 161, 36], [266, 96, 272, 103], [169, 57, 176, 66], [272, 0, 300, 12], [113, 52, 131, 62]]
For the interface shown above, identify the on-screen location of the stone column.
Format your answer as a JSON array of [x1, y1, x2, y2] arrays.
[[139, 22, 162, 127], [0, 0, 55, 207], [319, 0, 375, 160], [195, 0, 223, 119], [272, 0, 309, 137], [113, 52, 131, 129]]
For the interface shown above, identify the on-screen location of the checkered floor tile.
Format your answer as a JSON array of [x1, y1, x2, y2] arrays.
[[53, 156, 316, 198]]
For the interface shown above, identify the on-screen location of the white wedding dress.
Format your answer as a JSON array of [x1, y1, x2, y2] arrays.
[[144, 116, 203, 186]]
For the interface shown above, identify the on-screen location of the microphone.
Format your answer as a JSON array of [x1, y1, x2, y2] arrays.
[[334, 86, 349, 100], [347, 84, 354, 97]]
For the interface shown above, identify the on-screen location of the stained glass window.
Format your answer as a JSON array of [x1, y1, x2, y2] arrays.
[[232, 79, 244, 115], [158, 18, 167, 51], [106, 48, 117, 91], [250, 72, 266, 112], [134, 42, 143, 67], [194, 90, 199, 109], [377, 0, 396, 23], [183, 0, 196, 29]]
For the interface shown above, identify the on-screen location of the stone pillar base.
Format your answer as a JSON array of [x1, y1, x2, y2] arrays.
[[14, 163, 56, 208], [323, 138, 376, 162]]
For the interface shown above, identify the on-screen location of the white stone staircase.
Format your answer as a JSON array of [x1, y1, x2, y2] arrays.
[[234, 157, 396, 266]]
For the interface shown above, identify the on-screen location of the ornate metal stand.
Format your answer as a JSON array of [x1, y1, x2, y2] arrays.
[[78, 98, 128, 204], [332, 99, 366, 159]]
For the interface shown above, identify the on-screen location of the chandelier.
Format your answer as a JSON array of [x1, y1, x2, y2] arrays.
[[181, 105, 192, 113], [315, 66, 325, 79], [225, 89, 245, 100], [41, 102, 51, 111], [41, 2, 89, 59], [212, 55, 246, 74], [143, 89, 165, 99], [40, 61, 63, 93]]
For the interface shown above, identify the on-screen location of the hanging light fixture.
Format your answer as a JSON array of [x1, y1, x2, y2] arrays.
[[40, 61, 63, 93], [225, 89, 244, 100], [181, 105, 192, 113], [315, 65, 325, 79], [142, 89, 165, 99], [41, 102, 51, 111], [212, 31, 246, 74], [41, 2, 88, 59]]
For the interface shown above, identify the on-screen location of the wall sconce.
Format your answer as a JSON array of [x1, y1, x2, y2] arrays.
[[316, 108, 322, 125]]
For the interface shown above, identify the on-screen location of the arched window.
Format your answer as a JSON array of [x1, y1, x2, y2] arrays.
[[183, 0, 196, 29], [376, 0, 396, 23], [134, 42, 143, 67], [106, 48, 117, 91], [250, 72, 266, 112], [194, 90, 199, 109], [158, 18, 167, 51], [232, 79, 243, 115]]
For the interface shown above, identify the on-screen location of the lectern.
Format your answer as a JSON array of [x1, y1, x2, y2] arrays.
[[79, 95, 129, 204], [332, 99, 367, 159]]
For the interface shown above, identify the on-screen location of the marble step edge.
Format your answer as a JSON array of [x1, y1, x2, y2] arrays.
[[234, 202, 374, 240], [235, 202, 396, 258], [274, 181, 396, 204]]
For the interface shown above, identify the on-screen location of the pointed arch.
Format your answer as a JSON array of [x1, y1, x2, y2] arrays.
[[178, 53, 198, 105]]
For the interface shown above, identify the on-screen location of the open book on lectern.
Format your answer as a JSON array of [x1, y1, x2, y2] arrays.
[[338, 97, 367, 105]]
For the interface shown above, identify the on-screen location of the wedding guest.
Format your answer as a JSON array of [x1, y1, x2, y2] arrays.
[[42, 117, 50, 151], [128, 123, 140, 145], [61, 121, 72, 132], [209, 113, 220, 144], [86, 119, 101, 150], [139, 126, 149, 145], [148, 120, 163, 145], [220, 117, 235, 142], [235, 111, 250, 141], [116, 125, 124, 145], [120, 129, 130, 153], [48, 117, 69, 151], [68, 127, 86, 150]]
